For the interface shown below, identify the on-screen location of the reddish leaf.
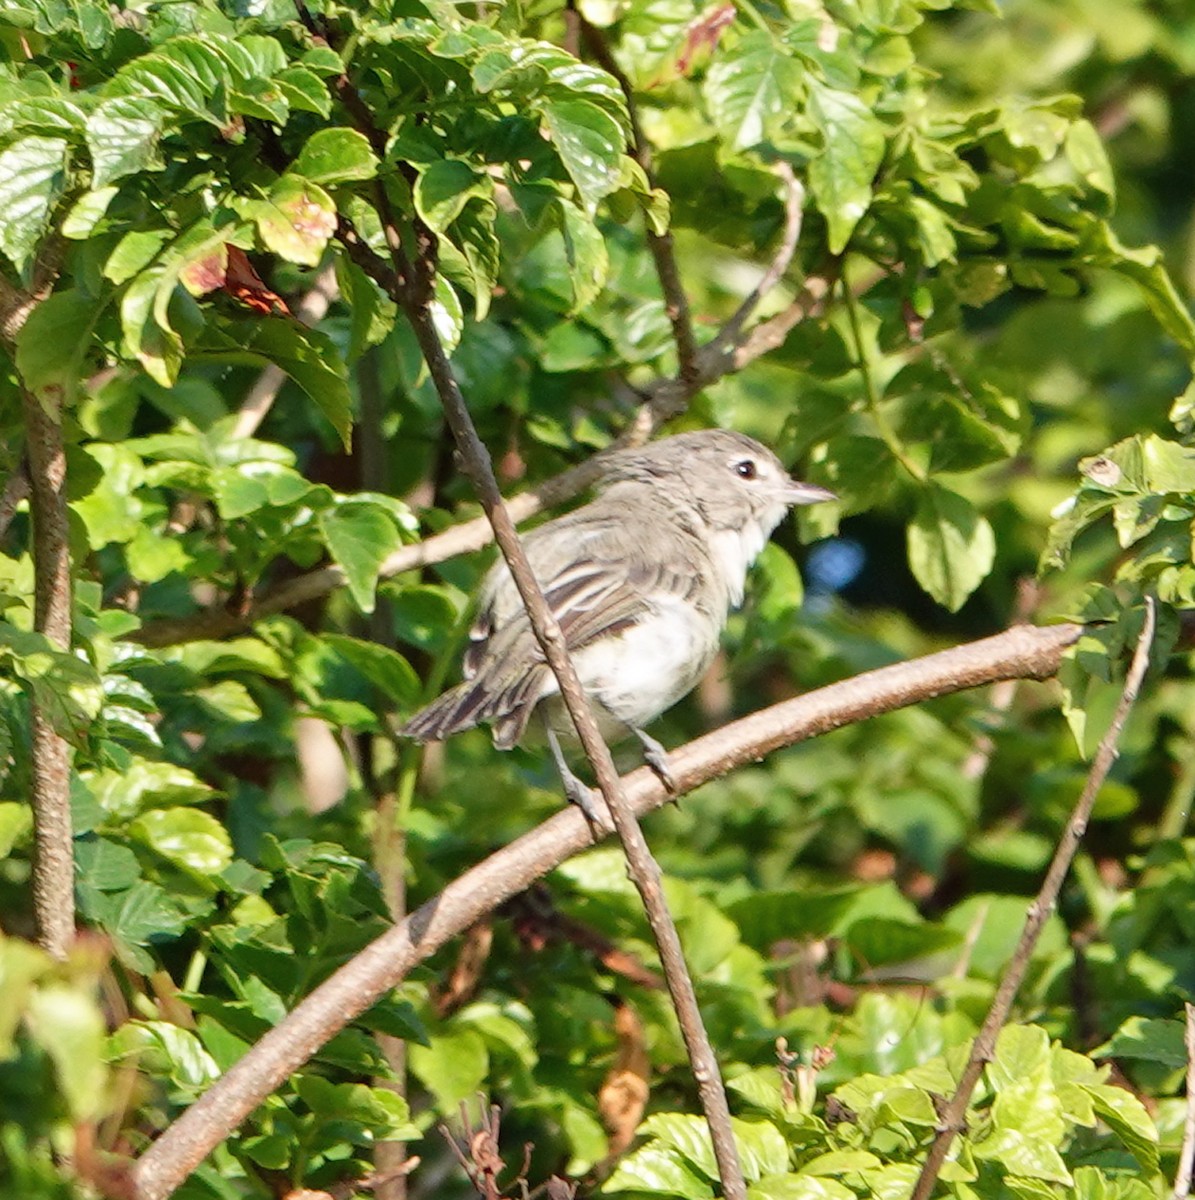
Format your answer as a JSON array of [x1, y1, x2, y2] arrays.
[[223, 245, 290, 315]]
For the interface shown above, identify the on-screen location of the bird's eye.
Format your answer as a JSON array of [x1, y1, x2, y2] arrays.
[[734, 459, 758, 480]]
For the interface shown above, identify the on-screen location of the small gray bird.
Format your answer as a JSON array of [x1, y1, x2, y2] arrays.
[[401, 429, 835, 815]]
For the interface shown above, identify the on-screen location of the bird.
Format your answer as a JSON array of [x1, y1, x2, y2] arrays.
[[400, 429, 836, 817]]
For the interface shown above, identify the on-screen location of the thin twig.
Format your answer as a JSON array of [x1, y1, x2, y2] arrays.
[[130, 620, 1081, 1200], [910, 598, 1157, 1200], [1175, 1002, 1195, 1199], [711, 162, 806, 353], [576, 15, 699, 379], [397, 230, 748, 1197], [22, 387, 75, 959]]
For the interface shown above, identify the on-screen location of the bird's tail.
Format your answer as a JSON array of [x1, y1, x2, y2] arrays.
[[399, 669, 546, 748]]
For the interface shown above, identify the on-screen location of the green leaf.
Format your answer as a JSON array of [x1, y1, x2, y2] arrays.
[[748, 1177, 857, 1200], [86, 96, 164, 185], [1096, 1017, 1187, 1068], [15, 289, 97, 399], [557, 199, 609, 312], [318, 503, 403, 613], [0, 134, 68, 270], [907, 484, 995, 611], [130, 807, 234, 876], [704, 31, 802, 151], [604, 1145, 714, 1199], [24, 985, 107, 1121], [808, 83, 887, 253], [0, 803, 32, 859], [250, 175, 337, 266], [292, 128, 379, 184], [407, 1026, 488, 1111], [321, 634, 420, 706], [540, 98, 626, 214], [414, 159, 490, 233], [1083, 1084, 1160, 1173], [198, 318, 353, 448]]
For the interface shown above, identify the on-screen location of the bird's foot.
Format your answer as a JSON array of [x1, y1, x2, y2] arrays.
[[634, 728, 677, 794], [545, 722, 609, 835]]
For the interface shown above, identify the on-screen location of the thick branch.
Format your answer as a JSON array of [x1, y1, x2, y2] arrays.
[[22, 389, 74, 958], [910, 601, 1155, 1200], [130, 621, 1080, 1200]]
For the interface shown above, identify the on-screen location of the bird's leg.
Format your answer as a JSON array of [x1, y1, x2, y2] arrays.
[[544, 722, 607, 832], [633, 727, 677, 793]]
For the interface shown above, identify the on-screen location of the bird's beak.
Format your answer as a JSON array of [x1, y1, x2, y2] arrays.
[[783, 479, 837, 506]]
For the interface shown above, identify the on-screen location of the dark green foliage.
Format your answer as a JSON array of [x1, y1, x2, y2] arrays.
[[2, 0, 1195, 1195]]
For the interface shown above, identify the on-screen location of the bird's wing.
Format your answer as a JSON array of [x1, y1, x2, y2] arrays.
[[462, 509, 705, 678]]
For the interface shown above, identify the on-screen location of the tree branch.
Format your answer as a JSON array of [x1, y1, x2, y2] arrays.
[[576, 15, 699, 379], [395, 209, 746, 1191], [130, 621, 1080, 1200], [22, 387, 75, 959], [910, 600, 1156, 1200]]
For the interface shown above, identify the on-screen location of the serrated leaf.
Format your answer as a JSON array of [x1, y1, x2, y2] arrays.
[[1096, 1017, 1187, 1068], [704, 31, 802, 151], [131, 807, 233, 876], [318, 503, 403, 613], [197, 317, 352, 448], [748, 1177, 857, 1200], [86, 96, 164, 185], [808, 83, 886, 253], [907, 484, 995, 611], [293, 127, 378, 184], [15, 289, 96, 399], [1083, 1084, 1160, 1173], [252, 175, 337, 266], [604, 1145, 714, 1199], [0, 134, 68, 269]]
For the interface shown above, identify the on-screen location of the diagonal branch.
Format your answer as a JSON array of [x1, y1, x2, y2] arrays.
[[130, 620, 1081, 1200], [394, 199, 747, 1191], [909, 599, 1156, 1200]]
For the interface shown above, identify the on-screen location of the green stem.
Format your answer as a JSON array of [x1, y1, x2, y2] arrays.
[[842, 279, 926, 483]]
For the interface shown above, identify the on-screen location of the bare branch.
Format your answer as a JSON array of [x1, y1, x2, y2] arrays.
[[1175, 1002, 1195, 1200], [130, 621, 1080, 1200], [910, 599, 1156, 1200], [22, 388, 74, 958], [711, 162, 806, 353]]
